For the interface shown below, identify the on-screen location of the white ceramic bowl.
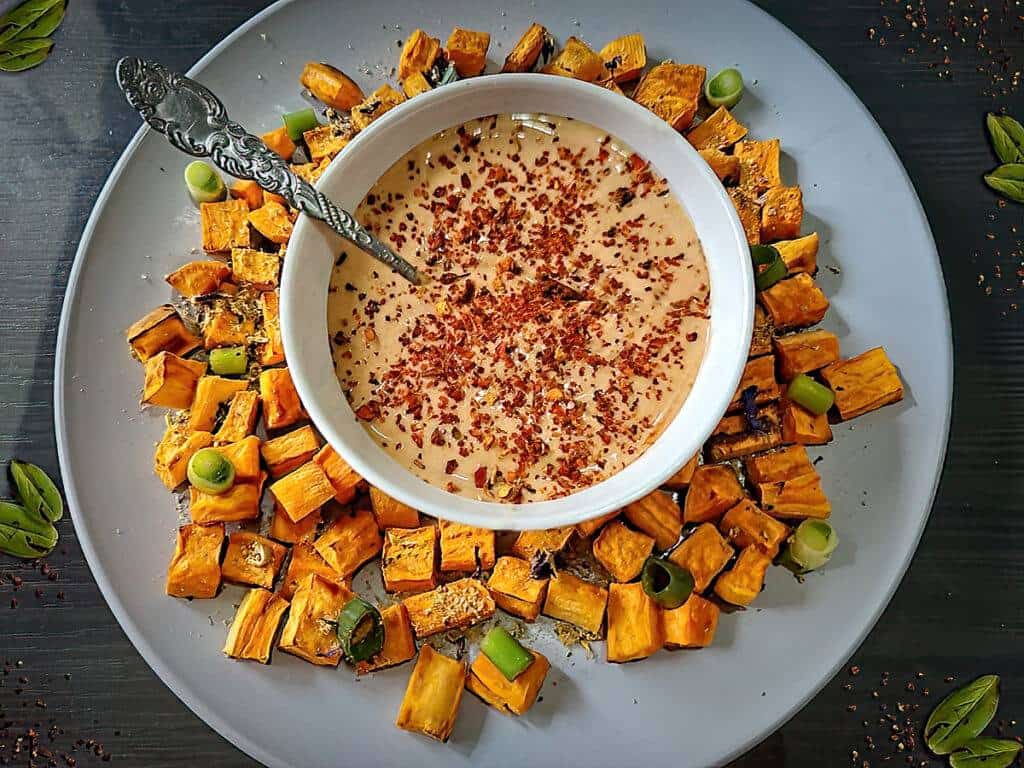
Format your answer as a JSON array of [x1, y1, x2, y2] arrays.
[[281, 73, 752, 530]]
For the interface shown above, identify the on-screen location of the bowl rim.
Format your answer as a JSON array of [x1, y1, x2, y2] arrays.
[[281, 73, 753, 529]]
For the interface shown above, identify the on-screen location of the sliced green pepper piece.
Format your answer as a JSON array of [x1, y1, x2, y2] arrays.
[[282, 107, 319, 141], [641, 556, 694, 609], [480, 626, 534, 681], [751, 244, 787, 291], [336, 597, 385, 663]]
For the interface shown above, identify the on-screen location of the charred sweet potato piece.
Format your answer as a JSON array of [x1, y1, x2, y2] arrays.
[[502, 22, 548, 73], [467, 648, 550, 715], [438, 519, 495, 572], [607, 582, 663, 663], [781, 398, 833, 445], [369, 486, 419, 529], [258, 290, 285, 366], [623, 490, 681, 549], [248, 201, 293, 245], [729, 188, 762, 245], [511, 526, 575, 560], [280, 542, 346, 600], [446, 27, 490, 76], [662, 593, 720, 649], [399, 29, 442, 80], [154, 426, 214, 490], [278, 573, 353, 666], [705, 418, 783, 462], [593, 520, 654, 582], [213, 390, 260, 443], [735, 139, 782, 193], [189, 479, 262, 525], [542, 572, 607, 635], [774, 330, 840, 380], [486, 556, 548, 622], [201, 199, 250, 253], [166, 522, 223, 598], [750, 304, 775, 358], [221, 531, 288, 589], [775, 232, 819, 275], [300, 61, 365, 111], [403, 578, 495, 638], [632, 60, 706, 130], [756, 472, 831, 520], [201, 305, 254, 350], [260, 425, 319, 477], [683, 464, 744, 524], [662, 453, 699, 491], [142, 352, 207, 409], [303, 123, 351, 162], [728, 355, 780, 411], [599, 33, 646, 83], [314, 508, 382, 578], [165, 260, 231, 298], [271, 461, 336, 523], [820, 347, 904, 420], [230, 248, 280, 289], [686, 106, 748, 151], [222, 588, 289, 663], [356, 603, 417, 674], [668, 523, 734, 592], [761, 185, 803, 242], [743, 445, 815, 484], [259, 367, 307, 430], [313, 444, 362, 504], [711, 406, 779, 439], [719, 498, 790, 557], [699, 148, 740, 183], [542, 36, 609, 84], [382, 525, 438, 593], [395, 645, 466, 742], [230, 179, 264, 210], [126, 305, 201, 362], [759, 273, 829, 329], [269, 502, 320, 545], [402, 71, 432, 98], [187, 375, 249, 432], [261, 126, 296, 159], [714, 546, 771, 606], [575, 510, 619, 538], [351, 84, 406, 131]]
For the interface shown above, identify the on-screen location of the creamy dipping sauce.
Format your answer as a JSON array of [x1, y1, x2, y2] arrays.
[[328, 114, 710, 503]]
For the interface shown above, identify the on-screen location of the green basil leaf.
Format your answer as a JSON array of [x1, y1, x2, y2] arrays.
[[925, 675, 1000, 755], [0, 0, 61, 45], [14, 461, 63, 522], [13, 0, 63, 41], [0, 521, 56, 559], [0, 36, 52, 72], [0, 499, 57, 539], [949, 738, 1023, 768], [9, 460, 46, 519], [985, 165, 1024, 204], [987, 114, 1022, 164], [996, 114, 1024, 155]]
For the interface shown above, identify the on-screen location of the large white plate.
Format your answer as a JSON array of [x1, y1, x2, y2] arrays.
[[54, 1, 951, 766]]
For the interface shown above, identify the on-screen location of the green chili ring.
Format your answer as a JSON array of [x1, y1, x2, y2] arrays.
[[785, 519, 839, 572], [480, 626, 534, 681], [187, 448, 236, 495], [641, 556, 695, 609], [750, 244, 787, 291], [336, 597, 385, 663], [209, 346, 248, 376], [184, 160, 225, 204]]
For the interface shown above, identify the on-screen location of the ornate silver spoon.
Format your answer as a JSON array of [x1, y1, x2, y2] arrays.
[[114, 56, 420, 285]]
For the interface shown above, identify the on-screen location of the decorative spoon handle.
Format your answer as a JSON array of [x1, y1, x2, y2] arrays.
[[114, 56, 420, 285]]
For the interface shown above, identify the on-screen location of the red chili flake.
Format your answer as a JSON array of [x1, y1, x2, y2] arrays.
[[686, 331, 698, 342], [444, 459, 458, 474], [473, 466, 487, 488], [460, 172, 471, 189], [355, 401, 380, 420]]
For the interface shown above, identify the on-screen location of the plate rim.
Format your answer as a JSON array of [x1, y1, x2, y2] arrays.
[[52, 1, 952, 766]]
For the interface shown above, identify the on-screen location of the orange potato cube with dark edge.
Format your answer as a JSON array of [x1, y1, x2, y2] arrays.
[[248, 201, 293, 245], [213, 390, 260, 444], [607, 582, 663, 663], [760, 185, 803, 242], [623, 490, 681, 549], [403, 578, 495, 638], [438, 519, 495, 572], [260, 367, 307, 430], [259, 290, 285, 366], [575, 510, 619, 539], [165, 260, 231, 298], [202, 305, 255, 350], [706, 424, 783, 463], [781, 398, 833, 445], [313, 444, 362, 504], [154, 426, 214, 490], [511, 526, 575, 560], [314, 508, 382, 578], [541, 36, 606, 83], [222, 588, 290, 663], [300, 61, 365, 111], [729, 188, 761, 246], [399, 29, 441, 80], [166, 522, 223, 599], [542, 572, 607, 635], [662, 453, 699, 491], [231, 248, 280, 289], [750, 304, 775, 358], [699, 148, 740, 183], [269, 503, 320, 544], [271, 461, 336, 523], [683, 464, 744, 524], [775, 232, 819, 275], [126, 305, 201, 362], [728, 355, 780, 412], [467, 649, 550, 715], [502, 22, 548, 73], [261, 425, 319, 477], [774, 330, 840, 381], [261, 126, 296, 159], [820, 347, 905, 421], [142, 351, 207, 409], [395, 645, 466, 742], [599, 33, 646, 83], [662, 593, 720, 649], [207, 435, 261, 483], [486, 556, 548, 622], [230, 179, 264, 210], [632, 61, 706, 131], [735, 138, 782, 194], [278, 573, 354, 666], [446, 27, 490, 77], [201, 199, 250, 253], [221, 531, 288, 589], [402, 71, 432, 99], [743, 444, 815, 484], [592, 520, 654, 582], [356, 603, 417, 674], [351, 84, 406, 131], [302, 123, 351, 162], [382, 525, 438, 593], [668, 523, 734, 593], [719, 498, 791, 557], [756, 473, 831, 520], [759, 273, 829, 330], [686, 106, 748, 151], [369, 486, 419, 529], [280, 542, 346, 600], [714, 546, 772, 607], [189, 480, 262, 525]]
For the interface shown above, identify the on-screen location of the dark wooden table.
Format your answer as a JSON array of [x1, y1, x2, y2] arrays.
[[1, 1, 1018, 765]]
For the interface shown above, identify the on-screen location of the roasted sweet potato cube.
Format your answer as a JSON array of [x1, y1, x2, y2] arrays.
[[369, 486, 419, 528], [402, 71, 432, 98], [212, 435, 261, 482], [575, 510, 619, 538], [230, 248, 280, 289], [683, 464, 744, 524], [686, 106, 748, 151], [820, 347, 904, 420], [699, 148, 740, 183], [351, 84, 406, 131], [599, 33, 646, 83], [511, 526, 575, 560], [743, 445, 814, 484], [607, 582, 663, 663], [154, 426, 214, 489], [593, 520, 654, 582], [705, 419, 783, 462], [714, 546, 771, 606], [222, 588, 290, 663], [395, 645, 466, 742], [142, 352, 206, 409], [187, 375, 248, 431], [502, 22, 548, 73], [261, 126, 296, 159], [668, 523, 734, 592], [710, 405, 779, 440], [399, 28, 441, 80], [189, 481, 262, 524], [213, 390, 260, 443], [258, 291, 285, 366], [757, 473, 831, 520], [300, 61, 365, 111], [248, 201, 293, 245], [775, 232, 819, 275], [313, 444, 362, 504], [663, 454, 699, 491], [719, 498, 790, 557], [761, 185, 803, 242], [201, 305, 254, 350], [230, 179, 264, 210], [728, 355, 780, 411], [314, 508, 382, 578], [291, 158, 331, 185], [623, 490, 681, 549], [486, 556, 548, 622], [166, 522, 223, 598], [446, 27, 490, 76], [632, 61, 706, 131], [542, 572, 607, 635], [467, 648, 550, 715], [280, 542, 345, 600], [201, 199, 250, 253], [750, 304, 775, 358], [541, 36, 606, 82], [781, 398, 833, 445], [126, 305, 201, 362], [438, 519, 495, 572], [759, 273, 829, 329], [735, 139, 782, 193], [729, 188, 761, 245], [302, 123, 351, 162], [221, 531, 287, 588], [165, 260, 231, 298], [260, 425, 318, 477], [269, 503, 320, 544], [662, 593, 720, 649], [278, 574, 353, 666], [259, 367, 307, 430], [403, 578, 495, 638], [356, 603, 417, 674], [270, 461, 336, 523], [774, 330, 840, 380], [382, 525, 438, 593]]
